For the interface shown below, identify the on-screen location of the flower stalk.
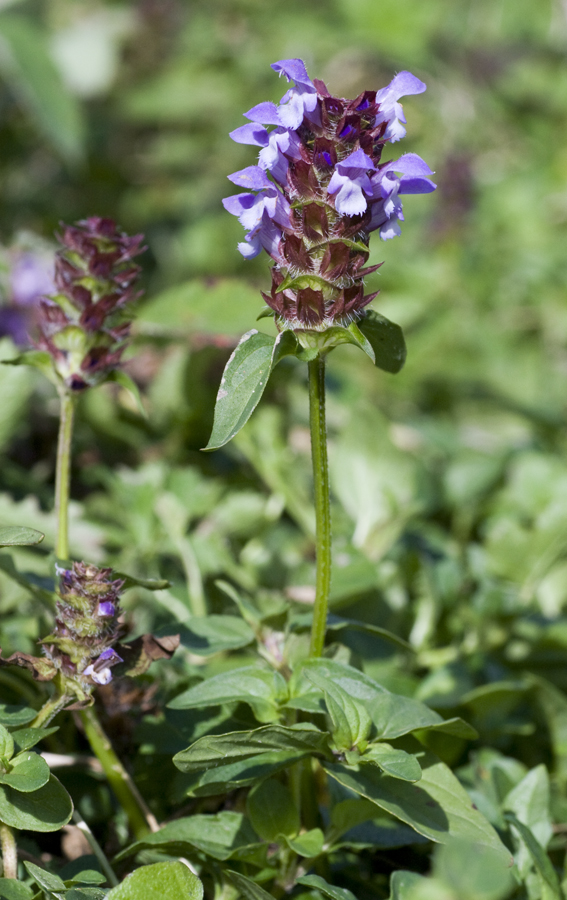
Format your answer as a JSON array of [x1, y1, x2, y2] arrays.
[[54, 389, 75, 560], [308, 356, 331, 657], [0, 824, 17, 879]]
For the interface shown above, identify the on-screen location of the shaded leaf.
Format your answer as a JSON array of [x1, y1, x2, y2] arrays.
[[205, 329, 298, 450], [0, 773, 73, 831], [178, 615, 255, 656], [0, 705, 37, 727], [298, 875, 358, 900], [24, 861, 66, 895], [11, 726, 59, 753], [504, 812, 561, 900], [304, 666, 372, 750], [0, 553, 55, 603], [0, 527, 44, 547], [0, 879, 34, 900], [247, 779, 299, 841], [114, 572, 170, 591], [357, 309, 407, 374], [0, 15, 85, 162], [167, 664, 288, 722], [173, 724, 330, 774], [225, 870, 275, 900], [116, 811, 259, 862], [106, 861, 203, 900], [0, 724, 14, 760], [325, 753, 511, 863], [0, 751, 50, 792], [283, 827, 324, 857], [363, 744, 422, 783]]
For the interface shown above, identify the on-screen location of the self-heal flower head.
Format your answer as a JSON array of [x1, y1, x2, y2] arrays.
[[223, 60, 435, 330], [36, 218, 145, 392]]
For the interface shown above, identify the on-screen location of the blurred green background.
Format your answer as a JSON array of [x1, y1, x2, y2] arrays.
[[1, 0, 567, 774]]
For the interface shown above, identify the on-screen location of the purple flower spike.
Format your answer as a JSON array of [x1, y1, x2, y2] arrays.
[[327, 149, 377, 216], [375, 71, 427, 142], [222, 59, 434, 327]]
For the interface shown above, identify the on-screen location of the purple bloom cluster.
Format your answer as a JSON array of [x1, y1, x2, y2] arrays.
[[223, 59, 435, 328], [41, 562, 124, 687]]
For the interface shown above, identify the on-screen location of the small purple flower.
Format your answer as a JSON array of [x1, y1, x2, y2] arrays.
[[327, 148, 377, 215], [10, 252, 54, 306], [84, 647, 123, 685], [271, 58, 320, 129], [223, 168, 291, 260], [98, 601, 115, 617], [375, 71, 427, 142], [368, 153, 436, 239]]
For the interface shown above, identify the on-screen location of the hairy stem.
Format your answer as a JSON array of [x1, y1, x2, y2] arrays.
[[0, 824, 17, 879], [308, 356, 331, 658], [79, 706, 157, 840], [72, 810, 119, 886], [55, 390, 76, 560], [30, 673, 70, 728]]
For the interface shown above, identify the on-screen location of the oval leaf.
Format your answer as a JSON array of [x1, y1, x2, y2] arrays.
[[167, 665, 287, 723], [0, 751, 51, 792], [178, 615, 255, 656], [0, 773, 73, 831], [106, 861, 203, 900], [205, 329, 298, 450], [357, 309, 407, 373], [0, 526, 44, 547], [325, 754, 512, 864], [362, 744, 422, 783]]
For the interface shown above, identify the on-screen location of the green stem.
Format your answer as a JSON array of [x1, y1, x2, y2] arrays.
[[0, 824, 17, 879], [55, 390, 76, 560], [30, 674, 70, 728], [79, 706, 156, 840], [308, 356, 331, 658], [72, 810, 119, 887]]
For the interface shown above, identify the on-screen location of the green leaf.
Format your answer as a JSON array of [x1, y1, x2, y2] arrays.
[[304, 666, 372, 750], [247, 778, 299, 841], [113, 572, 170, 591], [357, 309, 407, 374], [0, 705, 37, 727], [204, 329, 298, 450], [178, 615, 255, 656], [106, 861, 203, 900], [363, 744, 422, 783], [24, 861, 66, 895], [107, 369, 147, 418], [225, 870, 275, 900], [0, 15, 85, 162], [325, 753, 512, 863], [167, 664, 288, 722], [388, 871, 426, 900], [434, 839, 515, 900], [297, 875, 359, 900], [0, 879, 34, 900], [173, 724, 330, 774], [2, 350, 56, 384], [11, 726, 59, 753], [0, 724, 14, 760], [0, 554, 56, 604], [115, 811, 259, 863], [504, 812, 561, 900], [367, 692, 477, 741], [0, 773, 73, 831], [283, 827, 324, 857], [66, 890, 107, 900], [0, 527, 44, 547], [0, 751, 50, 792], [503, 764, 552, 878]]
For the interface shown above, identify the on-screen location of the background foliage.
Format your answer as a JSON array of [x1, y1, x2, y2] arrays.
[[0, 0, 566, 897]]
